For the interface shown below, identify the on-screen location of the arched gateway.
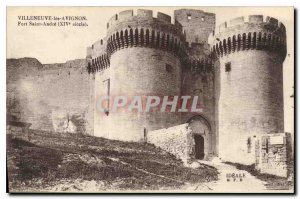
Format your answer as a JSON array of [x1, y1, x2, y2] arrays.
[[187, 115, 212, 160]]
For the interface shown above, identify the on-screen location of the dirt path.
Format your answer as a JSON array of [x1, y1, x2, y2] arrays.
[[183, 159, 292, 193], [30, 159, 292, 193]]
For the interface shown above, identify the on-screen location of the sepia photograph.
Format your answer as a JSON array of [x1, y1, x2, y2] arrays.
[[6, 6, 294, 193]]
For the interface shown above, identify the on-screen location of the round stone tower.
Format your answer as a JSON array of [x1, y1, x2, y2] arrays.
[[210, 15, 287, 164], [102, 9, 186, 141]]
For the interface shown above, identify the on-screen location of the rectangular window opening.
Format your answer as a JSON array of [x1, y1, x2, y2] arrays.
[[247, 137, 251, 153], [225, 62, 231, 72], [103, 79, 110, 115]]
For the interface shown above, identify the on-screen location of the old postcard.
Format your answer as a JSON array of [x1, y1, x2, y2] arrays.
[[6, 6, 294, 193]]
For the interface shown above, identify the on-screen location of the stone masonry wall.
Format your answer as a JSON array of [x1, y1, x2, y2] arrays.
[[93, 67, 111, 138], [104, 47, 182, 142], [147, 123, 192, 162], [7, 58, 93, 135], [210, 15, 287, 166], [217, 50, 284, 164], [174, 9, 215, 46], [255, 133, 291, 177], [181, 68, 216, 155]]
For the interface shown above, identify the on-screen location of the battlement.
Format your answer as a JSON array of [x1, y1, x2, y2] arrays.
[[214, 15, 285, 36], [107, 9, 183, 35], [105, 10, 187, 59], [107, 9, 180, 28], [87, 38, 107, 58], [86, 9, 192, 74], [86, 37, 110, 73], [210, 15, 287, 59]]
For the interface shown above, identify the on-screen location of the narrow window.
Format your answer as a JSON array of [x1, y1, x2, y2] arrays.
[[247, 137, 251, 153], [87, 62, 91, 73], [225, 62, 231, 72], [144, 128, 147, 143], [166, 64, 173, 73], [187, 14, 192, 20], [103, 79, 110, 116]]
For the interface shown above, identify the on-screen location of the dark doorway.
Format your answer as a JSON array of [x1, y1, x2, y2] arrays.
[[194, 134, 205, 160]]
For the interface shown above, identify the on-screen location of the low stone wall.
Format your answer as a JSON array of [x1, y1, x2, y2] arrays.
[[147, 123, 192, 162], [255, 133, 291, 177]]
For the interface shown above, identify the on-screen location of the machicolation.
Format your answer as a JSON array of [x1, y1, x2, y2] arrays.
[[83, 9, 291, 177], [5, 8, 291, 180], [209, 15, 287, 60]]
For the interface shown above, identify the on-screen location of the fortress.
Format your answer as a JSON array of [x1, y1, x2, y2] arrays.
[[86, 9, 291, 177], [7, 9, 291, 177]]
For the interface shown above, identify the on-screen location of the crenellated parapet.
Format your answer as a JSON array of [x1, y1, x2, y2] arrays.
[[106, 9, 186, 58], [107, 9, 184, 37], [209, 15, 287, 60], [87, 9, 189, 74], [86, 38, 110, 73]]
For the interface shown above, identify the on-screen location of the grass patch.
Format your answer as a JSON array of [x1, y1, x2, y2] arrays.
[[7, 131, 218, 192]]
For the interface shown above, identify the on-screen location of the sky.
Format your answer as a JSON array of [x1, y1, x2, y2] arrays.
[[7, 7, 294, 134]]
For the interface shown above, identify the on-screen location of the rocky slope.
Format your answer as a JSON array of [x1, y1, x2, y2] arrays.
[[7, 130, 218, 192]]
